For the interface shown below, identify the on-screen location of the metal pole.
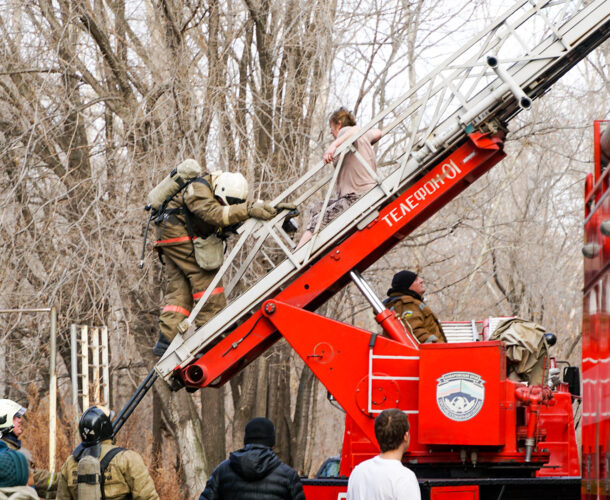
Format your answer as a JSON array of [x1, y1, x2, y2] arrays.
[[349, 270, 385, 314], [48, 307, 57, 487], [112, 370, 158, 438], [70, 325, 79, 430]]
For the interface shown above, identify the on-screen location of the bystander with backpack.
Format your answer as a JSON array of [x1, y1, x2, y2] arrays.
[[56, 406, 158, 500]]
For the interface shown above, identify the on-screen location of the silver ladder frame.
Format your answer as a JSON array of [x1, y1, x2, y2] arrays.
[[157, 0, 610, 380], [70, 324, 110, 419]]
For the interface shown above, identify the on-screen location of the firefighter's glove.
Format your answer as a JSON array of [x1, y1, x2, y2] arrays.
[[275, 202, 298, 212], [248, 201, 277, 220]]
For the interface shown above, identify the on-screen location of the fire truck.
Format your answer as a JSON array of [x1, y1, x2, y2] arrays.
[[114, 1, 610, 498]]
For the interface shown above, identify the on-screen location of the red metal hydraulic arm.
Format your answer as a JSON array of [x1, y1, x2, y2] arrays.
[[175, 131, 506, 389]]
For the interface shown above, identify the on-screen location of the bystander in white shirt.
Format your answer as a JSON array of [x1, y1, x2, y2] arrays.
[[347, 455, 420, 500]]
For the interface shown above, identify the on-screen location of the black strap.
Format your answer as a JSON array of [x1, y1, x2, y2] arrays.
[[153, 176, 210, 223], [77, 473, 98, 484], [191, 177, 211, 190], [99, 447, 125, 500]]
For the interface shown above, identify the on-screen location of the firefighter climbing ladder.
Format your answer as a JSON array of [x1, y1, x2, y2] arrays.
[[156, 0, 610, 383]]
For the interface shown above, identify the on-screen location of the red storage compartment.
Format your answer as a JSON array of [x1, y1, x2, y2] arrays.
[[418, 341, 506, 446]]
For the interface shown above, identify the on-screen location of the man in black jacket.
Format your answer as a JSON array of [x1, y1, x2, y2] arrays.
[[199, 417, 305, 500]]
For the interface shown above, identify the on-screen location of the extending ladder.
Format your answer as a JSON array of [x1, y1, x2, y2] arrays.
[[156, 0, 610, 382]]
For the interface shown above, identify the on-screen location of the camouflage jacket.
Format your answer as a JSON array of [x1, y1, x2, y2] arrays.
[[386, 292, 447, 343]]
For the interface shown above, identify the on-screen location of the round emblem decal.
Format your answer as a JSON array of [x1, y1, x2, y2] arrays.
[[436, 371, 485, 421]]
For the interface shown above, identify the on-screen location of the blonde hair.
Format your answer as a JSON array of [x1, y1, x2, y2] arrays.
[[329, 107, 356, 128]]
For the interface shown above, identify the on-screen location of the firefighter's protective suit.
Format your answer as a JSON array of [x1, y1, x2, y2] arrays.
[[57, 440, 158, 500], [153, 173, 279, 356]]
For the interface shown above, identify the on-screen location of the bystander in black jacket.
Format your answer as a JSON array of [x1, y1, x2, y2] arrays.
[[199, 443, 305, 500]]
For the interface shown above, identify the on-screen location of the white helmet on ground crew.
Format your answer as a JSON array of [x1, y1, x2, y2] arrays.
[[213, 172, 248, 205], [0, 399, 26, 435]]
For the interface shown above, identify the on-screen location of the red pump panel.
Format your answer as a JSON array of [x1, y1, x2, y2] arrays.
[[418, 342, 506, 446]]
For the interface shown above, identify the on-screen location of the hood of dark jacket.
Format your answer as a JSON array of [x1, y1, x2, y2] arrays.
[[229, 444, 281, 481]]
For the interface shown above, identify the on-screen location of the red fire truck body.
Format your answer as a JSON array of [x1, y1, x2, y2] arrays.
[[582, 120, 610, 499]]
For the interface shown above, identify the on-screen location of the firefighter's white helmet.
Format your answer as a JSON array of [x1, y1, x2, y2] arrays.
[[0, 399, 26, 434], [213, 172, 248, 205]]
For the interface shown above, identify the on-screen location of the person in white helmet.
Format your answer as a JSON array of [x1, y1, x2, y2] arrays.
[[0, 398, 57, 498], [152, 170, 294, 356]]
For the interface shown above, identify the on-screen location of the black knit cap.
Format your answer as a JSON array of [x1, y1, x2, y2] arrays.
[[387, 270, 418, 296], [244, 417, 276, 448], [0, 445, 29, 487]]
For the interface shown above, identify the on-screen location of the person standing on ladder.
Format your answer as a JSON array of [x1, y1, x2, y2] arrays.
[[296, 107, 382, 249], [152, 169, 293, 357]]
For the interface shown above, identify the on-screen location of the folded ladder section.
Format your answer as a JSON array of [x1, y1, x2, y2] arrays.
[[156, 0, 610, 383]]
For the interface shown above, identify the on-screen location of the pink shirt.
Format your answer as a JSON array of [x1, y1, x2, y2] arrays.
[[335, 126, 378, 197]]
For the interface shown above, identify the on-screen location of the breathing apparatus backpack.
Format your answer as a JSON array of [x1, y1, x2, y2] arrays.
[[139, 159, 203, 268], [76, 447, 130, 500]]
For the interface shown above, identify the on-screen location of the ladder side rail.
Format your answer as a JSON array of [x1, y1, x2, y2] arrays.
[[226, 172, 334, 297], [303, 150, 346, 263], [92, 327, 101, 404], [70, 324, 79, 426], [80, 325, 89, 410], [162, 106, 505, 373], [233, 0, 606, 273], [156, 0, 610, 377], [101, 326, 110, 407]]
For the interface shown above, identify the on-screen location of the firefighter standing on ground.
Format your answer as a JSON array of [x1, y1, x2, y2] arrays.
[[384, 270, 447, 343], [152, 169, 292, 356], [0, 398, 57, 498], [57, 406, 159, 500]]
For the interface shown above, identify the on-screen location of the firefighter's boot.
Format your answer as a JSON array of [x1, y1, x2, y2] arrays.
[[153, 333, 171, 357]]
